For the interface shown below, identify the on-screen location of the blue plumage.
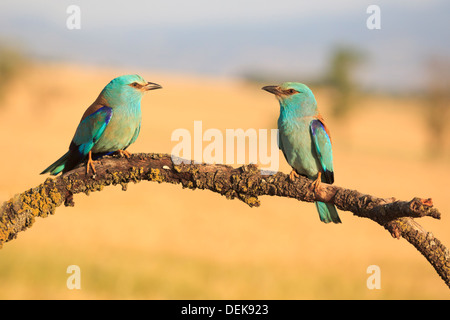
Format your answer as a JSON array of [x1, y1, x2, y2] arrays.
[[41, 75, 162, 175], [310, 119, 334, 184], [263, 82, 341, 224]]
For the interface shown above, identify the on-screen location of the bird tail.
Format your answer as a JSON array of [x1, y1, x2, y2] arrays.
[[40, 151, 70, 176], [315, 201, 341, 224]]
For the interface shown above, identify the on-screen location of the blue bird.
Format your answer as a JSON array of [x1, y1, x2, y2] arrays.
[[262, 82, 341, 223], [41, 75, 162, 175]]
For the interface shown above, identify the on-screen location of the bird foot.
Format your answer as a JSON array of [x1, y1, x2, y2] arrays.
[[310, 172, 322, 194], [86, 151, 98, 175], [116, 149, 131, 158], [289, 170, 300, 182]]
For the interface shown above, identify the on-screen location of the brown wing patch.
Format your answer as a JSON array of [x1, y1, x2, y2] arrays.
[[314, 113, 332, 143], [80, 93, 109, 121]]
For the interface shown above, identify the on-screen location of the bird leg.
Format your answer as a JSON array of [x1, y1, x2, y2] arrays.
[[289, 169, 300, 181], [116, 149, 131, 158], [86, 151, 97, 175], [311, 171, 322, 193]]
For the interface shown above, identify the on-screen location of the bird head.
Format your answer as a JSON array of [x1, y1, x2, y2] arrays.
[[262, 82, 317, 116], [102, 74, 162, 106]]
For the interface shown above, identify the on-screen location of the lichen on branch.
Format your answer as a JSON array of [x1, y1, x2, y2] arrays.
[[0, 152, 448, 288]]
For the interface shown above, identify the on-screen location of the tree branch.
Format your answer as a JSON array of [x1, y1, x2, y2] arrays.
[[1, 153, 448, 288]]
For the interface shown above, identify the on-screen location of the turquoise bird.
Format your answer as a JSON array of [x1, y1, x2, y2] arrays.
[[262, 82, 341, 224], [41, 75, 162, 175]]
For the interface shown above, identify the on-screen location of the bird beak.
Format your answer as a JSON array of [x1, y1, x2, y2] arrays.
[[144, 82, 162, 91], [262, 85, 282, 96]]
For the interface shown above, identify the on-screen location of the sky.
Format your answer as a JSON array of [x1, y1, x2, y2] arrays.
[[0, 0, 441, 26], [0, 0, 449, 92], [0, 1, 376, 26]]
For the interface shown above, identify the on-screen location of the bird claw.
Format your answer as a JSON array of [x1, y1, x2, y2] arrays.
[[289, 170, 300, 182], [116, 150, 131, 158], [310, 172, 322, 194], [86, 151, 98, 175]]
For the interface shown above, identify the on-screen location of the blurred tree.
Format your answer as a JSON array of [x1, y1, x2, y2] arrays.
[[325, 46, 365, 120], [424, 57, 450, 159], [0, 44, 27, 107]]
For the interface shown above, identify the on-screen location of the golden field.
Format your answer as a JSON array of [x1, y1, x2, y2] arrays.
[[0, 63, 449, 299]]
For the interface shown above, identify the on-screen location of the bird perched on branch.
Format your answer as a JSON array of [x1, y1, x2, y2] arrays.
[[41, 75, 162, 175], [262, 82, 341, 223]]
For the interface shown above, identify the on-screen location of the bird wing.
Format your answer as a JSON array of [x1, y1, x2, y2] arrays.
[[70, 106, 113, 156], [310, 119, 334, 184], [277, 129, 290, 164]]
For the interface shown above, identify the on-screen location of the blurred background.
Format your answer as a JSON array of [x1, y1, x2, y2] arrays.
[[0, 0, 449, 299]]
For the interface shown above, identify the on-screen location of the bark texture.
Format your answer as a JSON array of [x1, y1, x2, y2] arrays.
[[0, 153, 448, 288]]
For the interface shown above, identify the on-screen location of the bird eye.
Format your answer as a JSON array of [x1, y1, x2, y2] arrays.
[[287, 89, 297, 94], [131, 82, 138, 87]]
